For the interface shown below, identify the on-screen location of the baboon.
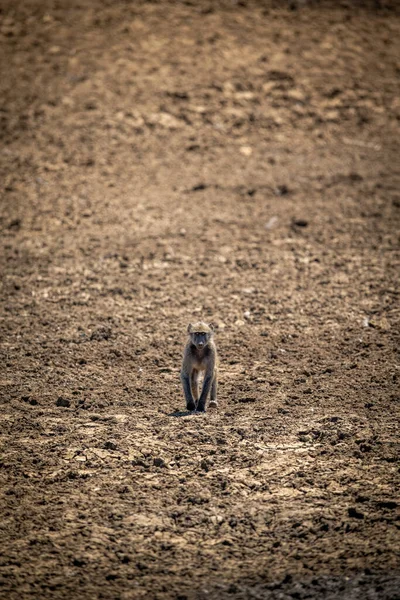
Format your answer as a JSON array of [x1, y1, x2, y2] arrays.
[[180, 322, 218, 412]]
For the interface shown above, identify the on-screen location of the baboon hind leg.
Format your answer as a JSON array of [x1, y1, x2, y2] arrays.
[[209, 373, 218, 407], [191, 370, 199, 403]]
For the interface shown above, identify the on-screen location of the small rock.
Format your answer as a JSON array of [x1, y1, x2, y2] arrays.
[[149, 112, 183, 129], [191, 183, 207, 192], [325, 109, 340, 122], [7, 218, 22, 230], [56, 397, 71, 408], [73, 557, 86, 567], [90, 326, 112, 341], [292, 218, 308, 228], [104, 440, 118, 451], [265, 216, 278, 230], [234, 319, 245, 327], [153, 457, 167, 468], [22, 396, 38, 406], [287, 89, 306, 102], [275, 184, 289, 196], [239, 145, 252, 156], [234, 91, 255, 100]]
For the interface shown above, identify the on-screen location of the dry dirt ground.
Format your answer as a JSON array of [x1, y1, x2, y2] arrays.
[[1, 1, 400, 599]]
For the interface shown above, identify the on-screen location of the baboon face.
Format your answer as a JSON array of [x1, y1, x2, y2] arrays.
[[187, 322, 213, 350], [190, 331, 210, 349]]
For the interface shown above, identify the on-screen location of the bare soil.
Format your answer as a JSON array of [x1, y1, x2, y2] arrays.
[[1, 1, 400, 599]]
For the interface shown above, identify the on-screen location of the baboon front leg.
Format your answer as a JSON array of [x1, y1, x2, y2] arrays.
[[191, 370, 199, 403], [197, 374, 213, 413], [181, 373, 196, 411], [209, 373, 218, 408]]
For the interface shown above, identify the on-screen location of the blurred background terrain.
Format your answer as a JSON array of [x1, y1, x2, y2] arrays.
[[0, 1, 399, 598]]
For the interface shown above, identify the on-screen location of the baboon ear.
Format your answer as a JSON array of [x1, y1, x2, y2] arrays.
[[208, 322, 215, 332], [187, 323, 193, 333]]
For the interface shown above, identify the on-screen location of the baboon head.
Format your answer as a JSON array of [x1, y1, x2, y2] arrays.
[[187, 322, 213, 350]]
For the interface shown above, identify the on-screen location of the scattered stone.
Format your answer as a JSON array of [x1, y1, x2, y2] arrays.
[[148, 112, 183, 129], [239, 145, 252, 156], [265, 216, 278, 230], [191, 183, 207, 191], [324, 109, 340, 122], [355, 495, 369, 503], [119, 554, 131, 564], [104, 440, 118, 451], [153, 457, 167, 468], [73, 557, 86, 567], [235, 91, 255, 100], [22, 396, 38, 406], [275, 185, 289, 195], [292, 218, 309, 228], [287, 88, 306, 102], [132, 457, 148, 468], [7, 218, 22, 230], [90, 326, 112, 341], [56, 397, 71, 408], [369, 317, 390, 331]]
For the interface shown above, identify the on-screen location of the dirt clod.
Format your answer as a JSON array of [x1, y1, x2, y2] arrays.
[[56, 397, 71, 408], [90, 326, 112, 341], [348, 507, 365, 520], [104, 440, 118, 451]]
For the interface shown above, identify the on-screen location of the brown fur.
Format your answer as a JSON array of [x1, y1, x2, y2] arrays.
[[180, 322, 218, 412]]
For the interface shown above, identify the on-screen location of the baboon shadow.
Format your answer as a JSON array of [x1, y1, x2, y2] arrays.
[[168, 410, 204, 418]]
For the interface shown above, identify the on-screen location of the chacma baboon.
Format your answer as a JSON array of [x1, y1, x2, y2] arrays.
[[180, 322, 218, 412]]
